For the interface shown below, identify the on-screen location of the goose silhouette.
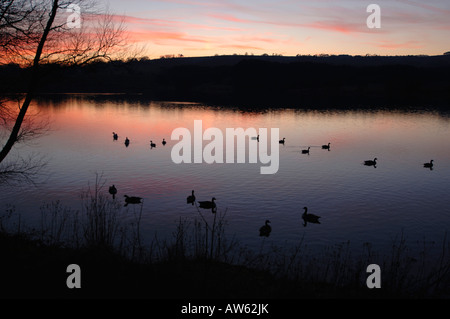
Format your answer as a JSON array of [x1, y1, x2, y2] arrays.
[[301, 147, 310, 154], [259, 220, 272, 237], [124, 137, 130, 147], [162, 138, 167, 146], [423, 160, 434, 169], [198, 197, 216, 210], [364, 158, 377, 167], [302, 207, 321, 226], [108, 185, 117, 199], [186, 190, 196, 205], [279, 138, 286, 144], [150, 140, 156, 148], [112, 132, 118, 140], [322, 142, 330, 150], [124, 195, 142, 206]]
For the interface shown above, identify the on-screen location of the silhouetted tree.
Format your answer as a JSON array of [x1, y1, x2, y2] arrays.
[[0, 0, 126, 165]]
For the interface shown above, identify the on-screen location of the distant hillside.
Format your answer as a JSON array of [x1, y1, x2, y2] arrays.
[[99, 54, 450, 67], [1, 54, 450, 109]]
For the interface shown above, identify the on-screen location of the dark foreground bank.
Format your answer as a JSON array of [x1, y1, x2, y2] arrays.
[[1, 230, 448, 301], [0, 231, 381, 300]]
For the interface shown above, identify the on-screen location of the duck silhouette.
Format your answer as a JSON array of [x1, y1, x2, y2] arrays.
[[301, 147, 310, 154], [112, 132, 118, 140], [279, 138, 286, 144], [186, 190, 196, 205], [108, 185, 117, 199], [259, 220, 272, 237], [423, 160, 434, 169], [322, 142, 330, 150], [198, 197, 216, 210], [162, 138, 167, 146], [124, 137, 130, 147], [364, 158, 377, 167], [302, 207, 321, 227], [150, 140, 156, 148], [124, 195, 142, 207]]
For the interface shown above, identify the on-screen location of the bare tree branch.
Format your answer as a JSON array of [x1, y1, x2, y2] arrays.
[[0, 153, 47, 186], [0, 0, 128, 166]]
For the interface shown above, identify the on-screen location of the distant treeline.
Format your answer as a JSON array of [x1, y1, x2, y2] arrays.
[[1, 54, 450, 109]]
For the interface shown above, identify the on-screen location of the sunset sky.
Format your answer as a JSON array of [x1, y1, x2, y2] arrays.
[[103, 0, 449, 58]]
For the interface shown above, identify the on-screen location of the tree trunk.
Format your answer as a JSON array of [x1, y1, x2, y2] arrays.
[[0, 0, 59, 164]]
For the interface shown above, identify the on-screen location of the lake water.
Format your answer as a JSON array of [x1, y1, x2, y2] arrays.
[[1, 94, 450, 261]]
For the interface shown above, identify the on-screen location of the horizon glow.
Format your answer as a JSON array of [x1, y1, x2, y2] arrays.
[[98, 0, 450, 58]]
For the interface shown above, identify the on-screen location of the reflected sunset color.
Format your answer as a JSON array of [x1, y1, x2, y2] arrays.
[[1, 95, 449, 261]]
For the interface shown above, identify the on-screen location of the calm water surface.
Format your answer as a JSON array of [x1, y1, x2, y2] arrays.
[[1, 95, 450, 259]]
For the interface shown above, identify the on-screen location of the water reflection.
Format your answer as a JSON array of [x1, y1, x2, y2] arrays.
[[1, 95, 450, 259]]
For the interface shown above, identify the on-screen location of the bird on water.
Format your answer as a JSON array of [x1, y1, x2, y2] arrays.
[[187, 190, 196, 205], [259, 220, 272, 237], [423, 160, 434, 169], [109, 185, 117, 199], [364, 158, 377, 167], [302, 206, 321, 226], [124, 195, 142, 206], [198, 197, 216, 209]]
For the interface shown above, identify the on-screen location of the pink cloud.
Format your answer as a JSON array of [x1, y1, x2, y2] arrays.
[[396, 0, 450, 15], [375, 40, 425, 49], [108, 13, 243, 32], [303, 21, 357, 34], [208, 13, 254, 24], [209, 11, 388, 35], [301, 20, 388, 34], [127, 30, 210, 44], [218, 44, 263, 50]]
